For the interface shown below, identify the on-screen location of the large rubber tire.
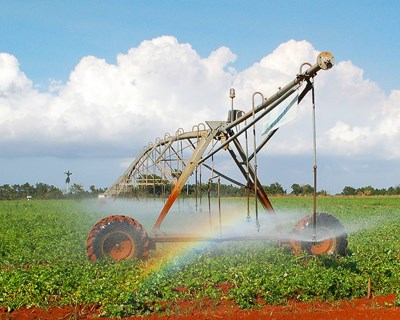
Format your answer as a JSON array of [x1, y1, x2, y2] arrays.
[[290, 212, 348, 256], [86, 215, 150, 261]]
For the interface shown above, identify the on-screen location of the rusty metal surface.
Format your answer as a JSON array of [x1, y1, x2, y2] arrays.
[[151, 129, 221, 235]]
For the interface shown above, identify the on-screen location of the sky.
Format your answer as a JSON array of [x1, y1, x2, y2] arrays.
[[1, 0, 400, 194]]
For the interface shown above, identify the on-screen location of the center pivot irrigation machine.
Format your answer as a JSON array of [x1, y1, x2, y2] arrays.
[[86, 51, 348, 261]]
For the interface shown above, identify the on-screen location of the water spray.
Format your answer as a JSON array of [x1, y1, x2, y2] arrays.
[[85, 51, 348, 262]]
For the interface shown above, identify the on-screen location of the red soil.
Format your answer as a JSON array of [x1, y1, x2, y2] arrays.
[[1, 294, 399, 320]]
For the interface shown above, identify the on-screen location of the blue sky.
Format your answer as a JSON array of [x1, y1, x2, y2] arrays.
[[2, 1, 399, 91], [1, 0, 400, 194]]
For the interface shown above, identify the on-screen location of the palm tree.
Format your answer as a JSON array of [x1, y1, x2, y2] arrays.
[[64, 170, 72, 193]]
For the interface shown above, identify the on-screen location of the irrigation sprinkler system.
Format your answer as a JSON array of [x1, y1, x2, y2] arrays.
[[86, 51, 348, 261]]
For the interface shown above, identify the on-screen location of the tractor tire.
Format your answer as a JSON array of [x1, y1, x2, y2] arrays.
[[290, 212, 348, 256], [86, 215, 150, 261]]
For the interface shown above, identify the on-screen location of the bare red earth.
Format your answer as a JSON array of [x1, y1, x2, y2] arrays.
[[1, 294, 398, 320]]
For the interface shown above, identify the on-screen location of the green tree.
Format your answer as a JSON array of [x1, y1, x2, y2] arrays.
[[342, 186, 357, 196], [264, 182, 286, 195], [387, 186, 396, 195], [301, 184, 314, 195], [66, 183, 90, 199], [35, 183, 50, 198], [20, 182, 35, 197], [0, 184, 15, 200], [290, 183, 314, 196], [47, 185, 64, 199], [89, 185, 107, 196], [357, 186, 375, 196], [290, 183, 302, 196], [318, 189, 329, 196]]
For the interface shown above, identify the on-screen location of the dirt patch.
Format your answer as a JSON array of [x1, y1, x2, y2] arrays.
[[1, 294, 399, 320]]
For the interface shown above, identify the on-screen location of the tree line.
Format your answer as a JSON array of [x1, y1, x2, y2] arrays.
[[0, 183, 106, 200], [0, 181, 399, 200]]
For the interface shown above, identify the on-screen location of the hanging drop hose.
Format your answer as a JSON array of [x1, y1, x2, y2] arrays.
[[218, 176, 222, 235], [244, 118, 251, 222], [195, 128, 199, 211], [310, 78, 318, 241], [208, 179, 212, 231], [199, 164, 202, 209], [252, 92, 264, 232], [208, 147, 217, 232]]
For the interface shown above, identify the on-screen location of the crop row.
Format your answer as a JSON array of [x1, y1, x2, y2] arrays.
[[0, 198, 399, 317]]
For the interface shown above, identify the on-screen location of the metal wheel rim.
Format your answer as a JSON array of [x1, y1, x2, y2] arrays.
[[310, 227, 337, 255], [101, 231, 136, 260]]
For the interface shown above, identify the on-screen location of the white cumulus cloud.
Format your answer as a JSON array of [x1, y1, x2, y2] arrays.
[[0, 36, 399, 164]]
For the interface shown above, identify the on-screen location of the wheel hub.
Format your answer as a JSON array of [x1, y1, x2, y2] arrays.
[[102, 232, 136, 260], [290, 214, 344, 256]]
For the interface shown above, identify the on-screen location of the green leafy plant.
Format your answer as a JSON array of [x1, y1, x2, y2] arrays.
[[0, 197, 399, 317]]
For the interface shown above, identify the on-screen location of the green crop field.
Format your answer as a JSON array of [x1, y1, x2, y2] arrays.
[[0, 197, 399, 317]]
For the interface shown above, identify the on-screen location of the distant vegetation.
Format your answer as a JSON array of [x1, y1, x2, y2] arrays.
[[0, 181, 399, 200], [0, 183, 106, 200]]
